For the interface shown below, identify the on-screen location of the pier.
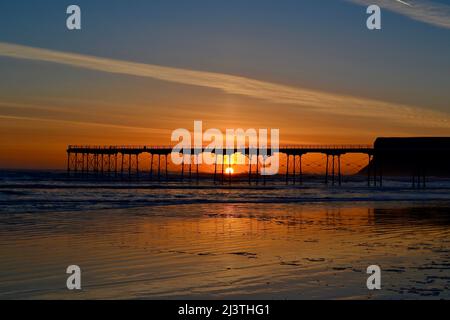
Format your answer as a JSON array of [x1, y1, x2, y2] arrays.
[[67, 137, 450, 187], [66, 144, 378, 186]]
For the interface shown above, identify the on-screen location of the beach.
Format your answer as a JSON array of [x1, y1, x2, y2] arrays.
[[0, 171, 449, 299]]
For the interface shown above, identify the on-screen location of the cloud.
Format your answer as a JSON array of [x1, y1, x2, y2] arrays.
[[347, 0, 450, 29], [0, 42, 449, 130], [395, 1, 412, 7], [0, 114, 172, 135]]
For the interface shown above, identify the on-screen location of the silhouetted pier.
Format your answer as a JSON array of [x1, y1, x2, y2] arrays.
[[66, 144, 378, 186], [67, 138, 450, 187]]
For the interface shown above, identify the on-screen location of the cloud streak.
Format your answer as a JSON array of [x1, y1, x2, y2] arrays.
[[0, 114, 171, 135], [0, 42, 449, 130], [347, 0, 450, 29]]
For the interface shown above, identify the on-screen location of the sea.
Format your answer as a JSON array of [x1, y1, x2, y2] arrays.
[[0, 170, 449, 299]]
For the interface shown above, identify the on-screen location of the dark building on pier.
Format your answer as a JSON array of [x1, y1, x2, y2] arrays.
[[373, 137, 450, 177]]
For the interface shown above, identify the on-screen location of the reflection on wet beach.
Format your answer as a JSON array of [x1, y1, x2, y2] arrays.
[[0, 202, 449, 299]]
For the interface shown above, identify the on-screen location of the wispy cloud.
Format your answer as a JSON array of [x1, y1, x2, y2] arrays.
[[0, 42, 449, 130], [0, 114, 171, 135], [347, 0, 450, 29], [395, 0, 412, 7]]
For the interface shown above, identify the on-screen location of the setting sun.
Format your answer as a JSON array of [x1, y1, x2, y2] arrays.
[[225, 167, 234, 174]]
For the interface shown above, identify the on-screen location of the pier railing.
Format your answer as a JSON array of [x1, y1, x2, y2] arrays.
[[68, 144, 374, 151]]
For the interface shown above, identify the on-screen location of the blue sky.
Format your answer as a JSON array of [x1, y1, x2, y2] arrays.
[[1, 0, 449, 108]]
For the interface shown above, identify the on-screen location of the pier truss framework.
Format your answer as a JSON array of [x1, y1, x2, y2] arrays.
[[66, 145, 385, 186]]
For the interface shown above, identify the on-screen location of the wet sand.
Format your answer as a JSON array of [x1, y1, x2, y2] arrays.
[[1, 202, 449, 299]]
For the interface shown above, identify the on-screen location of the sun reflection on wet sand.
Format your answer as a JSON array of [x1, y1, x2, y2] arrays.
[[0, 203, 449, 299]]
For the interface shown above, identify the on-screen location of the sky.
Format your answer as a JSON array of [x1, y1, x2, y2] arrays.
[[0, 0, 449, 169]]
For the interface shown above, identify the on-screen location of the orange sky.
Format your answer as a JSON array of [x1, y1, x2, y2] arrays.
[[0, 42, 449, 169]]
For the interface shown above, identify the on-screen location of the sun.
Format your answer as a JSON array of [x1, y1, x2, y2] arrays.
[[225, 167, 234, 174]]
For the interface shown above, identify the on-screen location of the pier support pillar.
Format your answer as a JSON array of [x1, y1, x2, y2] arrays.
[[338, 155, 342, 186], [189, 156, 192, 181], [221, 155, 225, 185], [285, 154, 289, 185], [213, 154, 217, 184], [81, 153, 86, 176], [181, 156, 184, 182], [299, 155, 303, 185], [166, 154, 168, 181], [121, 154, 124, 178], [248, 155, 252, 185], [256, 153, 259, 185], [293, 155, 296, 185], [150, 154, 154, 180], [158, 154, 161, 182], [114, 154, 118, 177], [128, 154, 131, 178], [136, 154, 139, 178], [373, 158, 377, 187], [196, 154, 199, 184], [263, 157, 266, 186], [107, 154, 111, 176], [331, 155, 335, 186], [74, 153, 78, 174], [101, 154, 104, 175], [86, 153, 90, 175]]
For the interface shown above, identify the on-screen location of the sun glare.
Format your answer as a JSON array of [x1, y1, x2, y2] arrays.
[[225, 167, 234, 174]]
